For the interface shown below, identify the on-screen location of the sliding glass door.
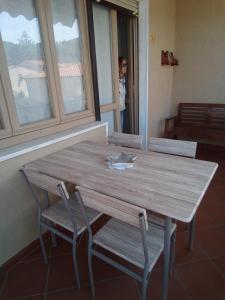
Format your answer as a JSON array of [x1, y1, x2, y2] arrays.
[[92, 2, 120, 134]]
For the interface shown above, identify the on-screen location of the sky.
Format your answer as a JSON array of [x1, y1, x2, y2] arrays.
[[0, 11, 79, 44]]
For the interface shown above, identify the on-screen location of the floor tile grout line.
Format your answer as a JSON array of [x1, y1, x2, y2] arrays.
[[196, 222, 225, 230], [201, 208, 224, 226], [5, 238, 52, 275], [196, 241, 225, 279], [174, 238, 225, 269], [175, 237, 210, 267], [45, 274, 129, 296], [208, 258, 225, 279], [195, 238, 225, 261], [134, 280, 141, 300], [10, 292, 45, 300], [19, 250, 73, 265], [45, 286, 78, 296], [0, 275, 8, 298], [175, 256, 211, 267], [173, 268, 192, 300], [199, 205, 215, 217], [20, 238, 51, 263]]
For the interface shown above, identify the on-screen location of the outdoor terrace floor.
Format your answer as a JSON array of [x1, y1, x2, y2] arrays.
[[0, 145, 225, 300]]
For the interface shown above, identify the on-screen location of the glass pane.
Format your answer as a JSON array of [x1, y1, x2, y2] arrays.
[[0, 82, 5, 130], [50, 0, 86, 114], [0, 114, 3, 129], [101, 111, 115, 135], [0, 0, 53, 125], [93, 4, 113, 105]]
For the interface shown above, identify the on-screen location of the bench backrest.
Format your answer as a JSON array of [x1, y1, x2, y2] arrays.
[[178, 103, 225, 129], [76, 186, 148, 230]]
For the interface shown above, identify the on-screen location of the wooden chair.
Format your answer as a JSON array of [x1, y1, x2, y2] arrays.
[[108, 132, 144, 149], [20, 168, 102, 289], [75, 186, 176, 300], [149, 137, 197, 251]]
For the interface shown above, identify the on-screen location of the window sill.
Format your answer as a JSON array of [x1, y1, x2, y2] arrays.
[[0, 121, 108, 163]]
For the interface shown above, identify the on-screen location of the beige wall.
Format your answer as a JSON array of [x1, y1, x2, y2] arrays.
[[172, 0, 225, 113], [0, 125, 107, 265], [149, 0, 176, 137]]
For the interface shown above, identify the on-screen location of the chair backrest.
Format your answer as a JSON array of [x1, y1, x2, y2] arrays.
[[108, 132, 144, 150], [21, 168, 69, 199], [149, 137, 197, 158], [76, 186, 148, 230]]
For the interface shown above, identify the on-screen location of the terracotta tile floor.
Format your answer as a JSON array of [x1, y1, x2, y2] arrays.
[[0, 146, 225, 300]]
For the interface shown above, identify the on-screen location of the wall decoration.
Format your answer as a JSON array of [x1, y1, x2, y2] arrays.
[[161, 50, 179, 66]]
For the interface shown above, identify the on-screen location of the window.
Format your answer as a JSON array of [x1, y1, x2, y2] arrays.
[[50, 0, 87, 115], [0, 0, 94, 142], [0, 0, 54, 127]]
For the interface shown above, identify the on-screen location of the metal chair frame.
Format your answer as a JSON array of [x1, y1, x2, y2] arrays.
[[149, 137, 197, 251], [75, 189, 174, 300], [21, 169, 89, 289]]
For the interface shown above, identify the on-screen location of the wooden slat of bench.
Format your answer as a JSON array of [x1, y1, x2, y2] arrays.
[[179, 103, 225, 108], [178, 103, 225, 129], [165, 103, 225, 145]]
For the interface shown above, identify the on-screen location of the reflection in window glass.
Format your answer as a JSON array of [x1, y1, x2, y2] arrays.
[[101, 111, 115, 134], [0, 115, 3, 129], [0, 0, 53, 125], [0, 82, 4, 129], [93, 3, 113, 105], [50, 0, 86, 114]]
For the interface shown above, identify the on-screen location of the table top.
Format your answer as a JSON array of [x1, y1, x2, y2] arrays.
[[26, 141, 218, 222]]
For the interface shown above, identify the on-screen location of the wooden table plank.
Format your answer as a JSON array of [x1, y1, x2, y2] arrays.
[[26, 141, 218, 222]]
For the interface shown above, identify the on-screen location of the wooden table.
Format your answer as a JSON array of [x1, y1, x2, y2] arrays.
[[26, 141, 218, 299]]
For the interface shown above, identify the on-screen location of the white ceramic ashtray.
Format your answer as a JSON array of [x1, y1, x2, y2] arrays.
[[106, 152, 137, 170]]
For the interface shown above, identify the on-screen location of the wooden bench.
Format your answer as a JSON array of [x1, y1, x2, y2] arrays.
[[164, 103, 225, 146]]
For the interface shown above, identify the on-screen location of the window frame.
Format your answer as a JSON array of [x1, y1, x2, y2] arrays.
[[94, 7, 120, 131], [0, 75, 12, 138], [0, 3, 61, 135], [43, 0, 95, 123], [0, 0, 95, 139]]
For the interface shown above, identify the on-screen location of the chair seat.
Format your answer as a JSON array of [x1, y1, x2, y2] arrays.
[[93, 218, 176, 272], [42, 199, 102, 234]]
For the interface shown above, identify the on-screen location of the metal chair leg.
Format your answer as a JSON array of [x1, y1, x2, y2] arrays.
[[162, 217, 172, 300], [142, 280, 148, 300], [169, 230, 176, 275], [88, 249, 95, 297], [188, 215, 196, 251], [72, 239, 81, 289], [51, 232, 57, 248], [39, 224, 48, 264]]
